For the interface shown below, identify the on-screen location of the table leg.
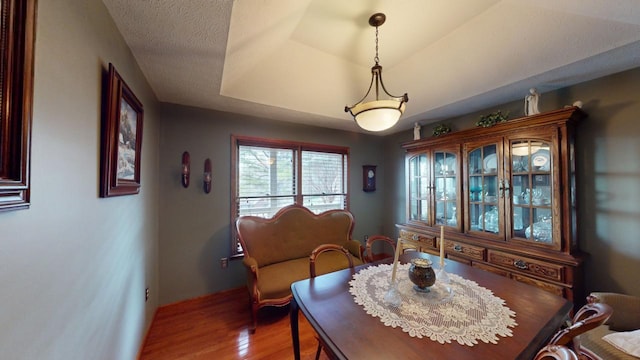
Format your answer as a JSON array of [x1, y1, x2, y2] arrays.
[[290, 297, 300, 360]]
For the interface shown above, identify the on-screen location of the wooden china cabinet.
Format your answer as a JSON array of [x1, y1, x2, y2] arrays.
[[397, 107, 586, 304]]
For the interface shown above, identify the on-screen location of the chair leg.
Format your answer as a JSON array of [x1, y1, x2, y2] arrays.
[[250, 301, 258, 333]]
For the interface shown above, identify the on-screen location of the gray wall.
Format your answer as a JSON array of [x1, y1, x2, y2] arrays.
[[158, 105, 387, 304], [0, 0, 160, 359], [384, 67, 640, 297], [158, 67, 640, 305], [1, 1, 638, 357]]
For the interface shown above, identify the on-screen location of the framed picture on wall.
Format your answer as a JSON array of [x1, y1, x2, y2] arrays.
[[0, 0, 37, 211], [99, 63, 144, 197]]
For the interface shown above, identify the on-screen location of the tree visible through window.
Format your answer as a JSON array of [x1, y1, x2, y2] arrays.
[[231, 136, 349, 256]]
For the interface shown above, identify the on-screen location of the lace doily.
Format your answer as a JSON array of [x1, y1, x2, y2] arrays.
[[349, 263, 517, 345]]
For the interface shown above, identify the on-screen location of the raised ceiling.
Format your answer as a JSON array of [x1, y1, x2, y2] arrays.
[[102, 0, 640, 135]]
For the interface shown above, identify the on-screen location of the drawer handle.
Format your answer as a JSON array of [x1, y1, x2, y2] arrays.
[[453, 244, 463, 252], [412, 234, 419, 241], [513, 259, 528, 270]]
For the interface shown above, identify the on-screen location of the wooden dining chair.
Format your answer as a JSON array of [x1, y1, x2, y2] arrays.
[[309, 244, 355, 278], [534, 345, 579, 360], [537, 301, 613, 360], [364, 235, 397, 263], [309, 244, 355, 360]]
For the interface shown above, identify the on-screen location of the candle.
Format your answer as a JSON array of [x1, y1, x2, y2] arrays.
[[391, 241, 402, 283], [440, 226, 445, 267]]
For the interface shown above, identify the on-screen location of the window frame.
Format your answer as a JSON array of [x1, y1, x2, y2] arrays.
[[230, 135, 350, 257], [0, 0, 37, 212]]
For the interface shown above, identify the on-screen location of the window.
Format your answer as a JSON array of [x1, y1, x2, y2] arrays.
[[0, 0, 36, 211], [231, 135, 349, 256]]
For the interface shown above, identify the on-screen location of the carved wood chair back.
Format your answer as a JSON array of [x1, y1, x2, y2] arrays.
[[534, 345, 579, 360], [544, 302, 613, 359], [308, 244, 355, 360], [364, 235, 397, 263], [309, 244, 355, 278]]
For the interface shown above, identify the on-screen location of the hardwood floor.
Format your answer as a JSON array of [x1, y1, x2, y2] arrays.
[[139, 287, 329, 360]]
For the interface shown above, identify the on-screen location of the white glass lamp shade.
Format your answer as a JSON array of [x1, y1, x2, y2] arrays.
[[345, 14, 408, 132], [352, 100, 406, 132]]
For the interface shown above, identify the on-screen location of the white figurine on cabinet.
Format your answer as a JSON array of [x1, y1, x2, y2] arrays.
[[524, 88, 540, 116], [564, 100, 583, 109], [413, 122, 421, 140]]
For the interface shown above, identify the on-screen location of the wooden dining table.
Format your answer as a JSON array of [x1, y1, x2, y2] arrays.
[[290, 252, 572, 360]]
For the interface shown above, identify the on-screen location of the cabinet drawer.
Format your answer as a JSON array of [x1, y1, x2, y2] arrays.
[[511, 274, 564, 297], [445, 240, 485, 261], [401, 246, 437, 256], [488, 250, 564, 282], [472, 261, 511, 277], [399, 230, 435, 248], [419, 247, 439, 256], [447, 255, 471, 266]]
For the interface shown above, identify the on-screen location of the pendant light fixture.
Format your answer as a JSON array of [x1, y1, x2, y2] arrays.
[[345, 13, 408, 132]]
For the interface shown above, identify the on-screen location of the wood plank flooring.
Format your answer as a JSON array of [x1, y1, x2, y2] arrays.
[[139, 287, 329, 360]]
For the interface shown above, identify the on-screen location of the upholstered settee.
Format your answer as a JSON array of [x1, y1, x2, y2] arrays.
[[236, 204, 364, 331], [580, 292, 640, 359]]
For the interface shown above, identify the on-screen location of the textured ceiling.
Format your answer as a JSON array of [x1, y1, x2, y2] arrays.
[[102, 0, 640, 135]]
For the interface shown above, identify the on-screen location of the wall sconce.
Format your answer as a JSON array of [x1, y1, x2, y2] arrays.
[[181, 151, 190, 188], [203, 158, 212, 194]]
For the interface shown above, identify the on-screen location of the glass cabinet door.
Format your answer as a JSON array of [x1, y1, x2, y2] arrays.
[[434, 151, 458, 228], [408, 153, 429, 223], [510, 140, 554, 244], [467, 144, 501, 235]]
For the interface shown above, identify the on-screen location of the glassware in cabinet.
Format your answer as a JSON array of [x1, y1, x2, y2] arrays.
[[434, 151, 459, 227], [509, 139, 555, 245], [408, 154, 429, 222], [467, 143, 502, 235], [407, 148, 460, 230]]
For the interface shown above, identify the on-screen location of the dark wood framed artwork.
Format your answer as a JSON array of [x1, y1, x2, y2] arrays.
[[99, 63, 144, 197], [0, 0, 37, 212]]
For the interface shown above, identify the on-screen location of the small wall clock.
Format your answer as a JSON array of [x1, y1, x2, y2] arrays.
[[363, 165, 376, 192]]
